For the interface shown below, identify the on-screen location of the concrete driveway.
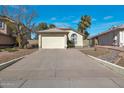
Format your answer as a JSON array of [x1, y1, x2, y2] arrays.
[[0, 49, 124, 88]]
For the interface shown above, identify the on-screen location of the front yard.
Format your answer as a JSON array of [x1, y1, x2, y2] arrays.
[[80, 47, 111, 57], [0, 48, 37, 64], [80, 47, 124, 67]]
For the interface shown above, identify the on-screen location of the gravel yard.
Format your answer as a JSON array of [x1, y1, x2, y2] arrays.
[[117, 58, 124, 67], [80, 47, 111, 57], [80, 47, 124, 67], [0, 48, 37, 64]]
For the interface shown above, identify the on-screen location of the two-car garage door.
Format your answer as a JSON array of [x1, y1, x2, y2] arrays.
[[42, 36, 65, 49]]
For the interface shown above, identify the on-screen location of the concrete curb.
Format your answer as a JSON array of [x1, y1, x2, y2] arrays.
[[88, 55, 124, 76], [96, 46, 124, 52], [0, 56, 24, 71]]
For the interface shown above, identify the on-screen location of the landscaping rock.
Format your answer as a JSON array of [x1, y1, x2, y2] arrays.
[[99, 50, 120, 63]]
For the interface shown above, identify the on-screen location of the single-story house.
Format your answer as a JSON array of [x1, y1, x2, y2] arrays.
[[0, 21, 15, 48], [89, 25, 124, 47], [37, 28, 83, 49]]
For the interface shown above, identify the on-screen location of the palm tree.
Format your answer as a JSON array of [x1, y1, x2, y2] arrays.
[[49, 24, 56, 28], [78, 15, 91, 39], [37, 22, 48, 30], [84, 30, 90, 39]]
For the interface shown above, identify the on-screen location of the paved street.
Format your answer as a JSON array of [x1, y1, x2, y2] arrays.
[[0, 49, 124, 88]]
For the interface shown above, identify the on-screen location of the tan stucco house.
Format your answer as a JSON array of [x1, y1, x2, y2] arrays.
[[89, 25, 124, 47], [0, 21, 15, 48], [37, 28, 83, 49]]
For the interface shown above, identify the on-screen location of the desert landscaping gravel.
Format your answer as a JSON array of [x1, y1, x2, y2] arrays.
[[0, 49, 37, 64], [80, 47, 124, 67]]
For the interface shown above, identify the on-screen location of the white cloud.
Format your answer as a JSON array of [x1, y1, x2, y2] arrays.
[[51, 17, 56, 20], [72, 19, 80, 23], [89, 21, 124, 36], [100, 21, 121, 27], [69, 16, 75, 18], [92, 18, 97, 21], [53, 22, 71, 28], [95, 21, 121, 30], [104, 16, 113, 20], [62, 17, 67, 20], [73, 18, 96, 23], [62, 16, 75, 20]]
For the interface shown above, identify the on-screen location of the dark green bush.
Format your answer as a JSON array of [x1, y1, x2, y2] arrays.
[[67, 40, 75, 48]]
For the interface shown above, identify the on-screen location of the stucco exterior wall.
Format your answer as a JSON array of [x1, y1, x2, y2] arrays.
[[38, 30, 83, 48], [0, 22, 15, 48], [68, 30, 83, 47], [119, 30, 124, 47], [0, 23, 7, 34], [0, 34, 15, 48], [98, 31, 119, 46], [83, 39, 90, 47]]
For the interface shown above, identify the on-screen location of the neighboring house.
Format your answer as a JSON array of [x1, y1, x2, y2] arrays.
[[37, 28, 83, 49], [89, 25, 124, 47], [0, 21, 15, 48]]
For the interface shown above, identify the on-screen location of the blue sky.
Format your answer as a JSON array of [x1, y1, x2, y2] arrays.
[[1, 5, 124, 36]]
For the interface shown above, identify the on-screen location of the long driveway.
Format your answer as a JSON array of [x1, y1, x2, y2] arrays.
[[0, 49, 124, 88]]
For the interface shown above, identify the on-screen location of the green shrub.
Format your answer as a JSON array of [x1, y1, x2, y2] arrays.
[[67, 40, 75, 48]]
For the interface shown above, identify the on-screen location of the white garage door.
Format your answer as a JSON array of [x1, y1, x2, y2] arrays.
[[42, 36, 65, 49]]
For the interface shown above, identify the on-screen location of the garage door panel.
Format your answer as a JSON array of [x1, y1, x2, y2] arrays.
[[42, 36, 65, 49]]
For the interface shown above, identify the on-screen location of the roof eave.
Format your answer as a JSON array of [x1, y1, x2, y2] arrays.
[[90, 28, 124, 39], [37, 31, 69, 34]]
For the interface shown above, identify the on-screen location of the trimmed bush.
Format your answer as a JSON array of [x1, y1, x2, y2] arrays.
[[67, 40, 75, 48]]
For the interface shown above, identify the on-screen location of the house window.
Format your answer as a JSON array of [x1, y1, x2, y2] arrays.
[[0, 21, 4, 29], [71, 33, 77, 44]]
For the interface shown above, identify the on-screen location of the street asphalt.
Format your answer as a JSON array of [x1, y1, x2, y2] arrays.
[[0, 49, 124, 88]]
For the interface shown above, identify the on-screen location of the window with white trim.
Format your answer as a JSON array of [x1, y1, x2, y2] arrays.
[[71, 33, 77, 44], [0, 21, 4, 29], [0, 21, 3, 28]]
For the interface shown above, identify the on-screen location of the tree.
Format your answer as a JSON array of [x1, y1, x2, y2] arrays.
[[84, 31, 90, 39], [78, 15, 91, 39], [49, 24, 56, 28], [37, 22, 48, 30], [0, 6, 37, 48]]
